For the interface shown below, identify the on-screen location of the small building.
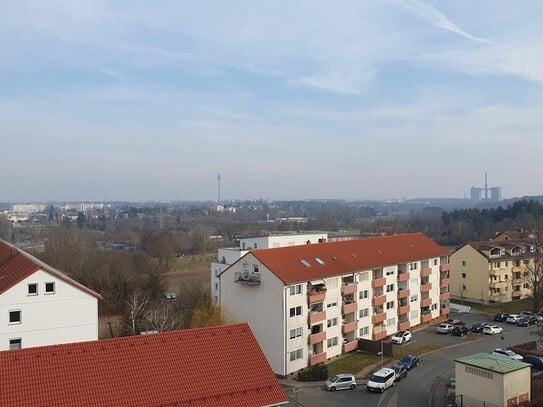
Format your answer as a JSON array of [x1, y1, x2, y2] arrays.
[[455, 353, 531, 407], [0, 323, 288, 407], [0, 239, 101, 351]]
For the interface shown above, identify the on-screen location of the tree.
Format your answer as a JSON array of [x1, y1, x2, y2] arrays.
[[190, 304, 229, 328], [526, 246, 543, 314], [145, 302, 183, 332], [76, 212, 87, 228], [123, 289, 150, 335]]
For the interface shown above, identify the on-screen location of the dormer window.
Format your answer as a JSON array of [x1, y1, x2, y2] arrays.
[[27, 283, 38, 296]]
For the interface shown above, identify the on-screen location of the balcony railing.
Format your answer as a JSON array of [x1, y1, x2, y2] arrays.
[[512, 266, 523, 273], [373, 312, 386, 324], [398, 288, 410, 299], [489, 281, 509, 289], [343, 340, 358, 353], [398, 304, 410, 315], [440, 307, 450, 316], [512, 290, 522, 298], [372, 295, 386, 307], [421, 312, 432, 323], [309, 331, 326, 345], [421, 298, 432, 308], [308, 290, 326, 304], [234, 271, 261, 285], [342, 301, 357, 315], [512, 278, 523, 285], [439, 264, 450, 272], [489, 269, 508, 277], [421, 267, 432, 277], [399, 321, 410, 331], [342, 320, 358, 334], [440, 277, 450, 287], [342, 284, 357, 295], [310, 352, 327, 366], [372, 330, 387, 341], [421, 283, 432, 292], [309, 311, 326, 325], [440, 292, 451, 301], [398, 272, 410, 282], [372, 278, 386, 288]]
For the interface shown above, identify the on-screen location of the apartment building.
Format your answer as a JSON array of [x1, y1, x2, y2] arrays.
[[211, 232, 328, 304], [449, 239, 538, 303], [219, 233, 450, 376]]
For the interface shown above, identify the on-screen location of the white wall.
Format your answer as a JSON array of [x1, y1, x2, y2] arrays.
[[0, 270, 98, 351]]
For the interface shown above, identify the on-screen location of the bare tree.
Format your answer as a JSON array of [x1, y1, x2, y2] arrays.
[[123, 289, 150, 335], [145, 302, 183, 332]]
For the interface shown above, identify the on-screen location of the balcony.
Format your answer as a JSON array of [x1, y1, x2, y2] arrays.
[[421, 267, 432, 277], [488, 293, 505, 302], [512, 290, 522, 298], [440, 292, 451, 301], [440, 264, 450, 272], [309, 331, 326, 345], [342, 301, 357, 315], [421, 298, 432, 308], [489, 281, 509, 289], [373, 278, 386, 288], [342, 284, 357, 295], [512, 266, 523, 273], [421, 283, 432, 292], [440, 307, 450, 316], [440, 277, 450, 287], [512, 278, 524, 285], [342, 320, 358, 334], [310, 352, 327, 366], [309, 311, 326, 325], [398, 304, 410, 315], [421, 313, 432, 323], [343, 340, 359, 353], [373, 312, 386, 324], [308, 290, 326, 304], [489, 269, 508, 278], [398, 272, 410, 282], [234, 271, 261, 285], [399, 321, 410, 331], [373, 330, 387, 341], [398, 288, 410, 299], [372, 295, 386, 307]]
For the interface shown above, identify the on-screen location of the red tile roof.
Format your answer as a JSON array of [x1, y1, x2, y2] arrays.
[[248, 233, 449, 284], [0, 239, 101, 299], [0, 323, 288, 407]]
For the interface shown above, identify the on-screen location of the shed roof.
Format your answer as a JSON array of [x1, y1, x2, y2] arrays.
[[456, 352, 531, 374]]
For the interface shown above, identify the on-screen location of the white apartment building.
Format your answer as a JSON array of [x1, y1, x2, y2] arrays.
[[211, 232, 328, 304], [219, 233, 450, 376], [0, 239, 101, 351]]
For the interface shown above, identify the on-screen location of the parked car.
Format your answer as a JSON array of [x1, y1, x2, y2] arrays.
[[517, 315, 538, 326], [447, 319, 465, 326], [483, 325, 503, 335], [494, 313, 509, 322], [366, 368, 396, 393], [470, 322, 488, 333], [492, 348, 523, 361], [523, 355, 543, 370], [399, 355, 420, 370], [392, 363, 408, 381], [324, 374, 357, 391], [506, 314, 522, 324], [391, 330, 412, 344], [520, 311, 543, 322], [436, 323, 454, 334], [452, 325, 470, 337]]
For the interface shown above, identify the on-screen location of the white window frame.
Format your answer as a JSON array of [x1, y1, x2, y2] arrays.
[[290, 349, 303, 361], [27, 283, 38, 296], [327, 317, 338, 328], [9, 338, 22, 350], [327, 336, 338, 348], [289, 284, 302, 296], [45, 282, 55, 295], [290, 306, 302, 318], [289, 327, 303, 340]]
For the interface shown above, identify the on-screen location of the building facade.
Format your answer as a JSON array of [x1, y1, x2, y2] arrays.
[[211, 232, 328, 304], [0, 239, 101, 351], [449, 239, 538, 304], [219, 233, 450, 376]]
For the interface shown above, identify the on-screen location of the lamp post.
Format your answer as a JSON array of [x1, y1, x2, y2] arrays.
[[380, 337, 384, 367]]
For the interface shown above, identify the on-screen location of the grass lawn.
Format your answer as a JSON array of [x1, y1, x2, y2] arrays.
[[326, 352, 381, 377], [465, 298, 535, 316]]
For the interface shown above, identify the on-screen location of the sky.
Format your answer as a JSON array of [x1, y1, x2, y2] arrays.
[[2, 1, 543, 202]]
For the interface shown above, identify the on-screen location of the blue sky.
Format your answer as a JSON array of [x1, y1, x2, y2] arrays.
[[2, 0, 543, 202]]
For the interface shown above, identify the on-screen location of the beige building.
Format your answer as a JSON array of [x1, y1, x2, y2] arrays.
[[449, 240, 538, 304], [220, 233, 450, 376], [455, 353, 531, 407]]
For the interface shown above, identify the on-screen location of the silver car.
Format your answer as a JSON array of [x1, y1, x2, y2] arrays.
[[324, 374, 357, 391]]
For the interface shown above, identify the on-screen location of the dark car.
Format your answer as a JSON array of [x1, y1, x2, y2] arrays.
[[392, 363, 408, 381], [523, 355, 543, 370], [399, 355, 419, 370], [517, 315, 538, 326], [447, 319, 465, 326], [452, 325, 470, 337], [494, 313, 509, 322], [471, 322, 488, 333]]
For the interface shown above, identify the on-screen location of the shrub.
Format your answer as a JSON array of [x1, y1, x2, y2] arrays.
[[297, 364, 328, 381]]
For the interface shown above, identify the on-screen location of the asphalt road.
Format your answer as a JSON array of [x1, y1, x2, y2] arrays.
[[283, 312, 541, 407]]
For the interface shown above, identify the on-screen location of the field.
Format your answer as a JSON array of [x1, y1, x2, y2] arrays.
[[162, 253, 215, 293]]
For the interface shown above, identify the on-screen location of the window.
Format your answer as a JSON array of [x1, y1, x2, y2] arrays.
[[494, 262, 500, 268], [214, 283, 218, 290], [386, 268, 394, 276], [410, 295, 418, 303], [254, 243, 258, 249], [359, 290, 369, 300], [431, 303, 438, 311], [290, 284, 302, 296], [45, 282, 55, 294], [433, 259, 438, 266], [461, 272, 466, 279], [327, 337, 338, 348], [462, 261, 466, 267], [386, 318, 395, 327], [359, 271, 369, 281], [300, 259, 311, 268], [9, 338, 21, 350], [327, 299, 338, 309], [289, 349, 303, 361], [327, 317, 338, 328], [9, 310, 21, 324], [290, 306, 302, 318], [410, 263, 418, 270], [386, 301, 395, 310], [289, 327, 303, 339], [27, 283, 38, 296], [461, 285, 467, 291], [359, 326, 369, 336], [315, 257, 325, 266], [386, 284, 394, 293], [253, 265, 259, 273], [359, 308, 369, 318]]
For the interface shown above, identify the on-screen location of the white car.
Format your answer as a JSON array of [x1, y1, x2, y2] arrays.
[[391, 330, 412, 344], [506, 314, 522, 324], [366, 368, 396, 393], [492, 348, 523, 361], [436, 323, 454, 334], [482, 325, 503, 335]]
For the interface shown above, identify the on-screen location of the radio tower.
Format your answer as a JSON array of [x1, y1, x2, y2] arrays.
[[217, 173, 221, 203]]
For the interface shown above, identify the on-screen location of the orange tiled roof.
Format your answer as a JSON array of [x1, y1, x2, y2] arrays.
[[0, 239, 101, 299], [249, 233, 448, 284], [0, 323, 288, 407]]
